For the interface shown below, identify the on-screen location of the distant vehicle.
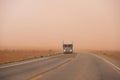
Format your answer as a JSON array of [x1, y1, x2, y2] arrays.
[[63, 42, 73, 53]]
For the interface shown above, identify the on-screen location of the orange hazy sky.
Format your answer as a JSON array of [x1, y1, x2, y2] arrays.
[[0, 0, 120, 51]]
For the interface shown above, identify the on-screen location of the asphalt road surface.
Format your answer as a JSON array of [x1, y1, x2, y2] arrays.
[[0, 53, 120, 80]]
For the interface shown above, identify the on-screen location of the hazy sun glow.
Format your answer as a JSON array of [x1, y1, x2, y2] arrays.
[[0, 0, 120, 51]]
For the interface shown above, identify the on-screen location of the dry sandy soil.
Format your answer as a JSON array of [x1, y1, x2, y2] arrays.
[[90, 50, 120, 67], [91, 50, 120, 59], [0, 50, 61, 65]]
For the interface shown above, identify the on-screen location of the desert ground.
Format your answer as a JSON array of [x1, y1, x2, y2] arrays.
[[91, 50, 120, 58], [0, 50, 61, 65], [90, 50, 120, 67]]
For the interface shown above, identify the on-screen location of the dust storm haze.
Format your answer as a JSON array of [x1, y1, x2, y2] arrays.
[[0, 0, 120, 51]]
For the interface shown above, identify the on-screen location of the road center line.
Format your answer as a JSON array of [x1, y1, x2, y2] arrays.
[[31, 75, 43, 80], [30, 58, 73, 80]]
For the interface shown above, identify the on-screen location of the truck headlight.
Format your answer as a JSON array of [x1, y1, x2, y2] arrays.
[[70, 49, 72, 52], [64, 50, 66, 52]]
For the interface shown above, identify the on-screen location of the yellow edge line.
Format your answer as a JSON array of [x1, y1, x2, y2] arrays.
[[31, 75, 43, 80], [31, 56, 75, 80]]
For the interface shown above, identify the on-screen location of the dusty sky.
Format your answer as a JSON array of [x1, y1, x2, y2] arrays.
[[0, 0, 120, 51]]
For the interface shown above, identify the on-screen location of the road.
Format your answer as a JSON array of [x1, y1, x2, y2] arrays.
[[0, 53, 120, 80]]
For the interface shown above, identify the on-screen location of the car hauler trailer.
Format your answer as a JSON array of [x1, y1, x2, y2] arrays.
[[63, 42, 73, 53]]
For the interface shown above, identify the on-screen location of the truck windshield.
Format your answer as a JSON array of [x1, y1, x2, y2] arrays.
[[63, 45, 72, 47]]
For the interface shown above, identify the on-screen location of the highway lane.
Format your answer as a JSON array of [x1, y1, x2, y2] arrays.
[[31, 53, 120, 80], [0, 53, 120, 80], [0, 54, 74, 80]]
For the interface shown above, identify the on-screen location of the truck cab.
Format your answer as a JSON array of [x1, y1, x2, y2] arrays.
[[63, 43, 73, 53]]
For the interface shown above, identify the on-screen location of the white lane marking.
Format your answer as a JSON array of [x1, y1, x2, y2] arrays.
[[0, 54, 63, 69], [92, 54, 120, 73], [0, 58, 47, 69]]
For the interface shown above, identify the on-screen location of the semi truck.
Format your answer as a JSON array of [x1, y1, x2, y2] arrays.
[[63, 42, 73, 53]]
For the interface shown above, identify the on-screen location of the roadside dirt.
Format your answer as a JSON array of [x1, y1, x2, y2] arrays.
[[90, 50, 120, 68], [0, 50, 61, 65]]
